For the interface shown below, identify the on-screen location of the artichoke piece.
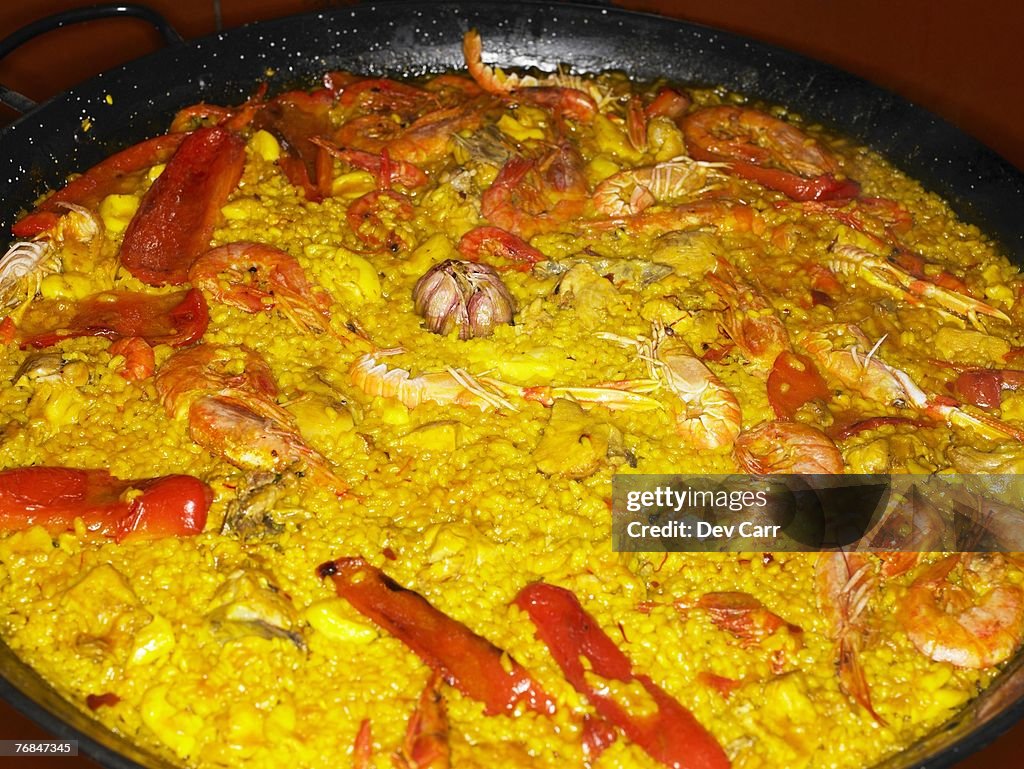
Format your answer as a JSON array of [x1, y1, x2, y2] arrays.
[[534, 398, 629, 478], [207, 569, 304, 649]]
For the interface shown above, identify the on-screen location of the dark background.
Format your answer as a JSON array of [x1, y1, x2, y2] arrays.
[[1, 1, 1022, 768]]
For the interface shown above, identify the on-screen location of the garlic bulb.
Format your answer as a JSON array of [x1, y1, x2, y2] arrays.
[[413, 259, 515, 339]]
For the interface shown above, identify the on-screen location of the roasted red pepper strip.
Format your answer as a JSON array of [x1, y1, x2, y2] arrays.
[[515, 582, 729, 769], [827, 415, 933, 441], [722, 159, 860, 201], [120, 127, 246, 285], [0, 467, 210, 541], [766, 351, 830, 419], [20, 288, 208, 349], [12, 134, 185, 239], [317, 557, 555, 716]]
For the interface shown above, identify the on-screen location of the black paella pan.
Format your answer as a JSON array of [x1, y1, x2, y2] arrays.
[[2, 2, 1024, 769]]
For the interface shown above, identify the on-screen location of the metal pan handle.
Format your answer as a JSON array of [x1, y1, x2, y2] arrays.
[[0, 3, 185, 114]]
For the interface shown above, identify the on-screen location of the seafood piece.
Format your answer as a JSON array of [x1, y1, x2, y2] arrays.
[[412, 260, 515, 339], [310, 137, 430, 190], [393, 673, 450, 769], [207, 569, 304, 648], [682, 105, 859, 201], [188, 394, 343, 490], [800, 327, 1024, 442], [735, 421, 844, 474], [170, 83, 270, 134], [582, 200, 763, 236], [157, 345, 345, 490], [347, 190, 416, 252], [534, 258, 673, 286], [481, 146, 589, 239], [827, 244, 1009, 329], [697, 592, 803, 648], [109, 337, 156, 381], [12, 352, 67, 384], [452, 125, 513, 167], [2, 204, 101, 312], [20, 288, 209, 350], [645, 87, 691, 120], [318, 557, 555, 716], [0, 467, 210, 542], [457, 226, 546, 273], [189, 242, 337, 336], [797, 328, 908, 407], [463, 30, 612, 112], [121, 126, 246, 285], [816, 552, 884, 722], [351, 348, 516, 411], [515, 582, 729, 769], [592, 158, 726, 217], [220, 471, 288, 538], [12, 134, 184, 239], [705, 258, 790, 370], [533, 398, 628, 478], [385, 102, 490, 166], [604, 323, 742, 450], [351, 348, 659, 414], [251, 89, 335, 201], [334, 77, 436, 114], [899, 554, 1024, 669], [155, 344, 278, 415]]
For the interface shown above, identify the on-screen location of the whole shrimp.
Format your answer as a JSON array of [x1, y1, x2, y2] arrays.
[[481, 145, 589, 239], [350, 348, 662, 413], [735, 421, 844, 474], [591, 158, 727, 217], [603, 322, 742, 450], [156, 344, 346, 491], [682, 105, 859, 201], [190, 242, 338, 336], [899, 554, 1024, 669]]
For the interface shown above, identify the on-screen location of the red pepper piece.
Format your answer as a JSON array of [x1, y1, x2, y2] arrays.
[[952, 368, 1024, 409], [515, 582, 729, 769], [20, 288, 209, 349], [0, 317, 16, 344], [696, 672, 742, 700], [85, 693, 121, 710], [0, 467, 210, 540], [723, 159, 860, 201], [114, 475, 212, 543], [12, 134, 185, 239], [767, 351, 830, 419], [318, 557, 555, 717], [120, 127, 246, 285], [582, 714, 618, 764], [827, 415, 933, 441]]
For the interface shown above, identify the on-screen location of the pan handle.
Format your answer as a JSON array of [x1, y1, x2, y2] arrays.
[[0, 3, 185, 115]]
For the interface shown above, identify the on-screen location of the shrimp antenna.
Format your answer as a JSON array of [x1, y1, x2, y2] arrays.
[[863, 334, 888, 370]]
